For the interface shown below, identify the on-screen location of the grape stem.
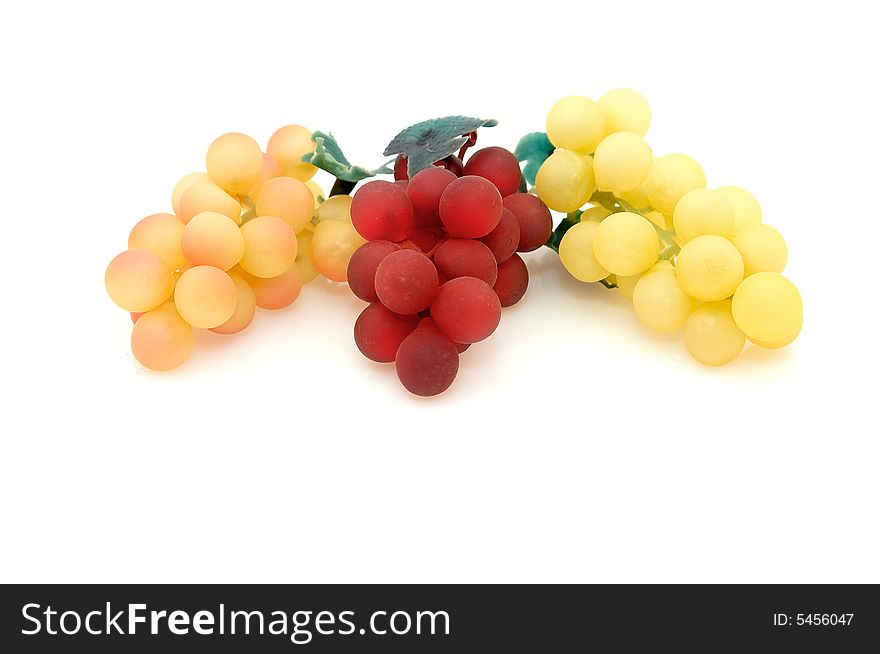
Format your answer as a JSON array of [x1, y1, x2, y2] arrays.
[[458, 131, 478, 160]]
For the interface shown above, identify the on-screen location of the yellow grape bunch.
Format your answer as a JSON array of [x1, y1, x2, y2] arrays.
[[105, 125, 365, 371], [542, 89, 802, 366]]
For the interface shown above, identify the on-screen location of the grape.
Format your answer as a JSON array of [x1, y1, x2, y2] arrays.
[[732, 224, 788, 276], [211, 272, 256, 334], [316, 194, 353, 222], [480, 207, 520, 262], [535, 149, 595, 213], [675, 235, 744, 301], [558, 221, 609, 282], [353, 302, 419, 363], [252, 153, 283, 193], [394, 180, 409, 191], [438, 175, 503, 238], [347, 240, 401, 302], [434, 155, 464, 177], [105, 248, 174, 312], [434, 239, 498, 286], [239, 264, 302, 310], [174, 265, 237, 329], [672, 189, 735, 242], [615, 260, 673, 301], [579, 205, 611, 223], [395, 328, 460, 397], [131, 312, 143, 324], [178, 181, 242, 224], [128, 213, 186, 271], [502, 193, 552, 252], [171, 172, 210, 216], [181, 211, 244, 271], [618, 185, 651, 210], [717, 186, 762, 232], [598, 88, 651, 136], [406, 166, 457, 229], [239, 216, 298, 278], [205, 132, 263, 195], [494, 254, 529, 307], [683, 300, 746, 366], [310, 218, 367, 282], [632, 269, 696, 332], [415, 316, 469, 353], [305, 180, 325, 207], [294, 226, 319, 283], [593, 132, 653, 193], [374, 249, 438, 314], [462, 146, 522, 197], [592, 212, 659, 276], [406, 227, 442, 253], [254, 176, 314, 232], [431, 277, 501, 344], [645, 210, 671, 230], [130, 303, 194, 371], [266, 124, 317, 181], [643, 154, 706, 215], [351, 180, 414, 241], [546, 95, 605, 154], [731, 272, 802, 347]]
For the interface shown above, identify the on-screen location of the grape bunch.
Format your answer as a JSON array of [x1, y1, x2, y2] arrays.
[[537, 89, 803, 365], [347, 144, 551, 396]]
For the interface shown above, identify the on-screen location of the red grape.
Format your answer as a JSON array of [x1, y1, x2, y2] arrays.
[[416, 316, 470, 353], [502, 193, 552, 252], [395, 328, 460, 396], [347, 240, 400, 303], [394, 179, 408, 191], [431, 276, 502, 344], [406, 226, 442, 253], [479, 207, 520, 263], [439, 176, 503, 238], [434, 155, 464, 177], [406, 166, 457, 229], [354, 303, 419, 363], [463, 146, 522, 197], [433, 238, 498, 286], [494, 253, 529, 307], [374, 249, 439, 314], [351, 180, 413, 241]]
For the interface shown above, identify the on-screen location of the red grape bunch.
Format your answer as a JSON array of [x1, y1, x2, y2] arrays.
[[347, 145, 552, 396]]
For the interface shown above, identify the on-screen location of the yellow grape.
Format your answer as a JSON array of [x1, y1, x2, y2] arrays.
[[239, 216, 298, 278], [130, 303, 194, 371], [672, 189, 735, 242], [675, 235, 744, 301], [632, 269, 696, 332], [684, 300, 746, 365], [643, 154, 706, 215], [306, 180, 325, 208], [592, 212, 659, 276], [558, 221, 609, 282], [174, 265, 237, 329], [266, 125, 317, 181], [182, 211, 244, 271], [535, 149, 595, 213], [128, 213, 186, 271], [717, 186, 762, 232], [210, 271, 256, 334], [295, 226, 319, 283], [593, 132, 653, 193], [644, 211, 671, 230], [731, 272, 802, 348], [106, 249, 174, 312], [178, 181, 242, 224], [171, 172, 210, 216], [310, 218, 367, 282], [205, 132, 263, 195], [250, 153, 283, 194], [732, 224, 788, 276], [616, 260, 672, 300], [618, 184, 651, 209], [546, 96, 605, 154], [254, 176, 314, 232], [580, 205, 611, 223], [598, 88, 651, 136], [238, 265, 303, 310], [316, 194, 353, 222]]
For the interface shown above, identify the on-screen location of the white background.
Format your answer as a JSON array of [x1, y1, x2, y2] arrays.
[[1, 0, 877, 583]]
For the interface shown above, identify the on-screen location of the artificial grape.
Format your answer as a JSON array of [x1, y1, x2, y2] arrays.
[[128, 213, 186, 271], [252, 153, 283, 193], [593, 132, 653, 193], [672, 189, 735, 242], [347, 240, 401, 302], [579, 205, 611, 223], [350, 180, 414, 241], [431, 277, 501, 344], [618, 184, 651, 209], [406, 227, 442, 253], [374, 249, 438, 314], [315, 194, 353, 222], [254, 176, 314, 233], [310, 218, 367, 282], [130, 303, 194, 371], [266, 124, 317, 181], [239, 265, 302, 310], [462, 146, 522, 197], [305, 180, 325, 208], [354, 302, 419, 363], [434, 239, 498, 286], [181, 211, 244, 271], [615, 260, 674, 301], [434, 155, 464, 177], [731, 272, 802, 348], [732, 224, 788, 276], [131, 312, 143, 324], [502, 193, 552, 252], [178, 181, 243, 224], [439, 175, 503, 238], [210, 272, 256, 334], [598, 88, 651, 136], [239, 216, 298, 278], [174, 266, 237, 329], [717, 186, 762, 232], [205, 132, 264, 195], [645, 211, 672, 230], [632, 269, 696, 332], [493, 254, 529, 307], [683, 300, 746, 366], [643, 154, 706, 216], [395, 180, 409, 191], [106, 249, 174, 312], [480, 207, 520, 262], [406, 166, 457, 229], [171, 172, 211, 216], [294, 226, 320, 283], [592, 212, 660, 276], [675, 235, 744, 301], [546, 95, 605, 154], [534, 149, 596, 213], [558, 221, 609, 282], [395, 328, 460, 397]]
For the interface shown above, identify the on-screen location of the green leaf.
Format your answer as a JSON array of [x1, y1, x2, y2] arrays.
[[383, 116, 498, 177], [515, 132, 554, 186], [302, 131, 393, 182]]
